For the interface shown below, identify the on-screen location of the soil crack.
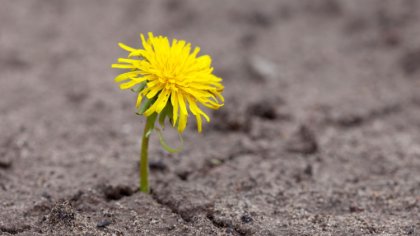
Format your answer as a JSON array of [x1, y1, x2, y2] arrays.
[[327, 103, 401, 128], [150, 191, 194, 223], [0, 225, 31, 235], [206, 212, 247, 236]]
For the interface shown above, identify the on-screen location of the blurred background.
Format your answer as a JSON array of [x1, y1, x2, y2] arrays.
[[0, 0, 419, 235]]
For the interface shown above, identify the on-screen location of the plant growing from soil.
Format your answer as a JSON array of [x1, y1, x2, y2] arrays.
[[112, 33, 224, 193]]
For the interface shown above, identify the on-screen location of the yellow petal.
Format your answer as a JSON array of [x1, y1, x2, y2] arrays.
[[111, 64, 135, 69], [146, 84, 163, 99], [118, 58, 139, 64], [118, 42, 137, 52], [144, 101, 158, 116], [155, 89, 170, 113], [177, 93, 188, 115], [171, 90, 179, 126], [140, 33, 153, 53], [136, 93, 143, 108], [119, 77, 148, 90], [195, 114, 202, 133], [120, 80, 139, 90], [114, 71, 142, 83], [186, 95, 210, 122], [178, 113, 188, 133]]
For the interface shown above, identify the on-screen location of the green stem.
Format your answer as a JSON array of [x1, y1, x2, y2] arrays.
[[140, 118, 151, 193]]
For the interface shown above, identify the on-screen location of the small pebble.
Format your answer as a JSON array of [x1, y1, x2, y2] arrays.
[[41, 191, 52, 200], [208, 158, 223, 167], [241, 215, 253, 224], [149, 160, 167, 172], [0, 156, 12, 169], [349, 205, 364, 213], [97, 219, 112, 228], [247, 56, 278, 81]]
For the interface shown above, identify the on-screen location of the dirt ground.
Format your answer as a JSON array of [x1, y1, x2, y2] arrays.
[[1, 0, 419, 235]]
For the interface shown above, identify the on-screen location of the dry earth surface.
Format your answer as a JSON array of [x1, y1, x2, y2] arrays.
[[1, 0, 420, 235]]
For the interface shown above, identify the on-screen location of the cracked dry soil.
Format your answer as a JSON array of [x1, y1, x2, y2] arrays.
[[1, 0, 420, 235]]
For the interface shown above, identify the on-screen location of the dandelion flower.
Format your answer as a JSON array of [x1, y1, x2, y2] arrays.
[[112, 33, 224, 193], [112, 32, 224, 133]]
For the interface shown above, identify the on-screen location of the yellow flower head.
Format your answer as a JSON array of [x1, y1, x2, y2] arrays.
[[112, 33, 224, 133]]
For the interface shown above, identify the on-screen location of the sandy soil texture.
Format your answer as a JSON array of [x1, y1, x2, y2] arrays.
[[1, 0, 420, 235]]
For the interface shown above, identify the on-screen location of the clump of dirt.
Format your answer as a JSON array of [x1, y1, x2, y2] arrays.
[[246, 98, 282, 120], [212, 99, 251, 132], [48, 201, 76, 227], [99, 184, 135, 201], [400, 48, 420, 75], [286, 125, 318, 155]]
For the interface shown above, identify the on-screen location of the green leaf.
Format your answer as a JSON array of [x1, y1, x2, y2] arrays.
[[130, 81, 147, 93], [137, 97, 156, 115], [155, 127, 184, 153], [145, 113, 157, 138], [158, 102, 173, 128]]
